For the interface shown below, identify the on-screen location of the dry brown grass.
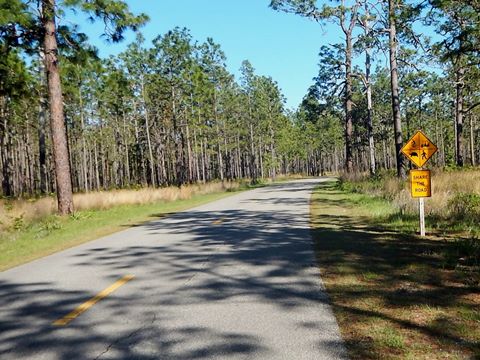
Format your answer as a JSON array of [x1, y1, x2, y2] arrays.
[[342, 168, 480, 223], [0, 181, 240, 232]]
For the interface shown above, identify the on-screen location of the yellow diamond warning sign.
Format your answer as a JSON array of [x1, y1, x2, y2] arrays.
[[401, 130, 438, 168], [410, 169, 431, 198]]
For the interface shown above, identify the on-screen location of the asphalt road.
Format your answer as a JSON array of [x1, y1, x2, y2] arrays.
[[0, 179, 347, 360]]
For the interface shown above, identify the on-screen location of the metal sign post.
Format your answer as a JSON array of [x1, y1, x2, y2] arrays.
[[402, 131, 437, 237], [419, 197, 425, 237]]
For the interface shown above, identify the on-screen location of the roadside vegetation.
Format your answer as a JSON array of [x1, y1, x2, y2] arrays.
[[0, 181, 241, 233], [311, 177, 480, 360], [0, 180, 249, 271], [0, 176, 301, 271], [341, 168, 480, 236]]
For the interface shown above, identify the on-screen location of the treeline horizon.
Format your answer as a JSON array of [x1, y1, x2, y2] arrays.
[[1, 0, 480, 214]]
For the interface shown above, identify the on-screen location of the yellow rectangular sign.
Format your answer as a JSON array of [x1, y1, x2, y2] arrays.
[[410, 169, 431, 198]]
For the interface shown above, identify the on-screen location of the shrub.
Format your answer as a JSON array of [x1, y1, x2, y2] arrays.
[[448, 193, 480, 223]]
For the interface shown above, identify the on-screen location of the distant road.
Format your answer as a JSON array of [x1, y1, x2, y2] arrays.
[[0, 179, 347, 359]]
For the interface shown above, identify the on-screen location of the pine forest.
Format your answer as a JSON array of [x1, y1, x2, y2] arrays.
[[1, 0, 479, 214]]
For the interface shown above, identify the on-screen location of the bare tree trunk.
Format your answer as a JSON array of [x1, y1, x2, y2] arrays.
[[78, 77, 89, 192], [434, 118, 440, 167], [440, 117, 446, 166], [332, 147, 337, 173], [455, 66, 465, 166], [236, 133, 241, 178], [142, 78, 156, 186], [0, 102, 13, 197], [213, 90, 224, 181], [186, 121, 193, 183], [382, 137, 388, 169], [24, 116, 34, 194], [171, 85, 185, 186], [93, 141, 100, 190], [38, 50, 48, 194], [388, 0, 405, 178], [249, 123, 257, 183], [341, 2, 357, 173], [259, 140, 264, 179], [43, 0, 74, 214], [122, 109, 131, 185], [193, 127, 200, 182], [200, 136, 206, 183], [133, 104, 147, 185], [364, 4, 376, 175], [345, 35, 354, 173], [470, 114, 476, 166], [270, 127, 277, 179], [160, 146, 167, 185], [216, 123, 224, 180]]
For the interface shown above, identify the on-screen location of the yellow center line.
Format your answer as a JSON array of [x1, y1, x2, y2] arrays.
[[52, 274, 134, 326]]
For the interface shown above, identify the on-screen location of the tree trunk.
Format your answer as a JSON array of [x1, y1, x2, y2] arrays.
[[455, 66, 465, 166], [382, 137, 388, 169], [171, 85, 184, 186], [259, 140, 264, 179], [38, 50, 48, 194], [236, 133, 241, 178], [193, 127, 200, 182], [78, 76, 89, 192], [364, 4, 376, 175], [213, 90, 224, 180], [470, 114, 475, 166], [249, 123, 257, 184], [43, 0, 74, 214], [186, 122, 193, 183], [200, 136, 206, 183], [24, 116, 34, 194], [0, 102, 13, 197], [344, 26, 354, 173], [142, 78, 156, 186], [122, 109, 131, 185], [94, 141, 100, 190], [388, 0, 405, 178], [440, 117, 446, 166], [270, 127, 277, 179]]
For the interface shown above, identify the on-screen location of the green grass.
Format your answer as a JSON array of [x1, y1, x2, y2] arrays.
[[311, 179, 480, 360], [0, 190, 242, 271]]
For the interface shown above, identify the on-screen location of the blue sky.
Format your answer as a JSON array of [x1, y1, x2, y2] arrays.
[[62, 0, 345, 110], [62, 1, 435, 110]]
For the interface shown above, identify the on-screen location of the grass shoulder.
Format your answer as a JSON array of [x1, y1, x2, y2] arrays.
[[0, 175, 304, 271], [0, 187, 243, 272], [311, 179, 480, 360]]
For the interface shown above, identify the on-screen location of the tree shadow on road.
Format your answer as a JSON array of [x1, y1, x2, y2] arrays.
[[0, 180, 346, 359]]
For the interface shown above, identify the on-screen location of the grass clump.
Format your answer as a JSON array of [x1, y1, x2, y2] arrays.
[[374, 326, 406, 350]]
